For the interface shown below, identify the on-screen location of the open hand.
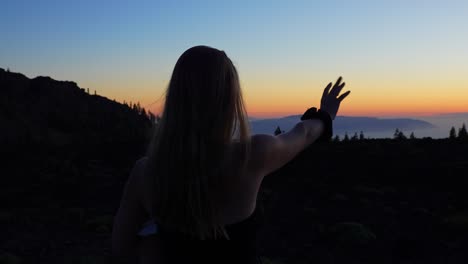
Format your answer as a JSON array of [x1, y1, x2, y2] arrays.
[[320, 76, 351, 120]]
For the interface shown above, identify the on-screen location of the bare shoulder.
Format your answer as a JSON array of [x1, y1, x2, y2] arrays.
[[250, 134, 277, 151], [248, 121, 319, 177], [124, 157, 149, 200], [112, 156, 150, 255], [129, 156, 148, 182], [134, 156, 149, 170], [230, 136, 273, 167], [130, 156, 156, 216], [249, 134, 278, 166]]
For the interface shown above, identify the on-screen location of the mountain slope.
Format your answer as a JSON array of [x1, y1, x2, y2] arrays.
[[0, 68, 154, 147]]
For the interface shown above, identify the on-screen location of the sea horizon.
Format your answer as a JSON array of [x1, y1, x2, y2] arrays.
[[249, 112, 468, 139]]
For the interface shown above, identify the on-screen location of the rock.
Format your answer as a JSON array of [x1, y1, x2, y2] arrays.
[[0, 253, 22, 264], [0, 211, 14, 223], [328, 222, 377, 245], [79, 255, 109, 264], [65, 208, 86, 223], [444, 212, 468, 232], [331, 193, 348, 202], [85, 215, 114, 233]]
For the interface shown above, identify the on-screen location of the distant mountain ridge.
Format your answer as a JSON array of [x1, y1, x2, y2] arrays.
[[0, 68, 154, 147], [250, 114, 435, 136]]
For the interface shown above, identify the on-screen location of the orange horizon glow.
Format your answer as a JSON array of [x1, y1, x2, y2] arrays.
[[245, 109, 468, 119], [130, 79, 468, 119], [139, 98, 468, 119], [105, 80, 468, 119], [74, 55, 468, 120]]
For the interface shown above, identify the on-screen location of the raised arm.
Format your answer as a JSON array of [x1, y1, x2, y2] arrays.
[[249, 77, 350, 178], [250, 119, 324, 176]]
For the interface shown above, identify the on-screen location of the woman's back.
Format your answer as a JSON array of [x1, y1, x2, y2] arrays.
[[139, 141, 263, 225], [115, 123, 331, 262], [114, 120, 331, 263], [135, 142, 266, 264]]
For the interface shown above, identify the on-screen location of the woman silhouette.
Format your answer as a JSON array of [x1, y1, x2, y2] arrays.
[[112, 45, 350, 263]]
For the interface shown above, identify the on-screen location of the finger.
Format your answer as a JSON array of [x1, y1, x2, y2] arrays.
[[330, 77, 343, 96], [337, 90, 351, 101], [332, 76, 343, 89], [331, 82, 346, 97], [322, 82, 332, 98]]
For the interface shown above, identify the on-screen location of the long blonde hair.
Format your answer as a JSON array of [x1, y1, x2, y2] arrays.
[[145, 46, 251, 239]]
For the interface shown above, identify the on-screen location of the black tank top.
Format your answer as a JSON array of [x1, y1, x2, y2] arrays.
[[158, 203, 264, 264]]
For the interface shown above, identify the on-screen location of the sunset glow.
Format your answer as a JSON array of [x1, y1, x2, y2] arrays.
[[2, 1, 467, 118]]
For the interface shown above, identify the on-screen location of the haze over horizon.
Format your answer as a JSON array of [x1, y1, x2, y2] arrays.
[[2, 1, 468, 117]]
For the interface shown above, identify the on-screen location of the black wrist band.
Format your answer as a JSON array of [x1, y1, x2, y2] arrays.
[[300, 107, 333, 142]]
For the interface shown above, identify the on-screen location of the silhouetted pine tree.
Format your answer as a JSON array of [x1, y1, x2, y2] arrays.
[[409, 132, 416, 140], [394, 128, 407, 140], [343, 132, 350, 142], [459, 124, 468, 140], [351, 132, 359, 141], [399, 131, 407, 140], [333, 135, 340, 143], [359, 131, 365, 140], [449, 126, 457, 140], [274, 126, 282, 136], [136, 102, 142, 113], [149, 112, 156, 123]]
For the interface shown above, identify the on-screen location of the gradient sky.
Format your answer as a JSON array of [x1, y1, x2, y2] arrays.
[[2, 0, 467, 117]]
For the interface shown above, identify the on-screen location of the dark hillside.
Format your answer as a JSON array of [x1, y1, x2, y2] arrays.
[[0, 68, 154, 149], [1, 69, 467, 263], [258, 139, 468, 264]]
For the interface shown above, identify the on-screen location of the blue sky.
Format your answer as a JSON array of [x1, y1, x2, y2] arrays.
[[2, 0, 468, 117]]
